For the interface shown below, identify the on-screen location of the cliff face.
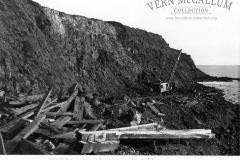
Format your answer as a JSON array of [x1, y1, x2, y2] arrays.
[[0, 0, 207, 96]]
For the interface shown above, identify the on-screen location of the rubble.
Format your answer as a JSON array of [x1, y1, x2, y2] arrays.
[[0, 83, 220, 155]]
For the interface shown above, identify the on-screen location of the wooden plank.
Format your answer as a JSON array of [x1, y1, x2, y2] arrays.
[[9, 101, 28, 105], [119, 132, 215, 139], [50, 116, 65, 126], [106, 123, 158, 131], [67, 120, 105, 125], [52, 132, 76, 139], [1, 119, 30, 138], [40, 122, 61, 134], [33, 89, 52, 119], [100, 141, 119, 152], [73, 96, 82, 121], [0, 101, 58, 132], [0, 109, 36, 131], [35, 128, 51, 136], [13, 98, 57, 116], [74, 141, 93, 154], [46, 112, 74, 117], [5, 94, 45, 102], [78, 129, 215, 142], [41, 101, 66, 113], [54, 116, 72, 129], [0, 132, 6, 155], [17, 94, 45, 102], [20, 139, 50, 155], [6, 114, 46, 154], [13, 103, 39, 115], [59, 89, 78, 113], [88, 124, 102, 131], [147, 102, 165, 116], [74, 140, 119, 154]]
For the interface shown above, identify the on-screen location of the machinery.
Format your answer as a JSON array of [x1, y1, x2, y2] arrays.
[[160, 50, 182, 93]]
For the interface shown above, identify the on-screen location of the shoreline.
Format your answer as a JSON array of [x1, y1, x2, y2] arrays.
[[99, 83, 240, 155]]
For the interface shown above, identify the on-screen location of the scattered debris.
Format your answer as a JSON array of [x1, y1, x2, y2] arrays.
[[0, 83, 216, 155]]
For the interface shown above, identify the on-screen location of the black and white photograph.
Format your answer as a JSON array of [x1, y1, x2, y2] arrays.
[[0, 0, 239, 157]]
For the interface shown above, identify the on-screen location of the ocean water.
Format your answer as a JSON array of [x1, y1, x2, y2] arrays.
[[197, 65, 240, 78], [198, 81, 240, 104], [197, 65, 240, 104]]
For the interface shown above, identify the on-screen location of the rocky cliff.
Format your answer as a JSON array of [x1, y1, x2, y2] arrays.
[[0, 0, 207, 97]]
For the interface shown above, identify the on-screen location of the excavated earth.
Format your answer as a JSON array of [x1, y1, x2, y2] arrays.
[[0, 0, 239, 155]]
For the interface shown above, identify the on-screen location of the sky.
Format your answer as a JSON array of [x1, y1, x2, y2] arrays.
[[32, 0, 240, 65]]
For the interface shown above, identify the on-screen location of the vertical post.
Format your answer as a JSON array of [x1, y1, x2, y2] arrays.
[[0, 132, 6, 155]]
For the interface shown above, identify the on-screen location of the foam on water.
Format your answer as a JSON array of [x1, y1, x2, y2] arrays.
[[198, 80, 240, 104]]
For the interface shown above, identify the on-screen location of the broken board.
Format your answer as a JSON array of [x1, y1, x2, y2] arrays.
[[6, 114, 46, 154]]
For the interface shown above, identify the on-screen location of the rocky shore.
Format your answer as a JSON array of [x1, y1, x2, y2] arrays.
[[99, 83, 240, 155]]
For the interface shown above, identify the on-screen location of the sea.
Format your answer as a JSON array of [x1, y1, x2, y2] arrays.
[[197, 65, 240, 104]]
